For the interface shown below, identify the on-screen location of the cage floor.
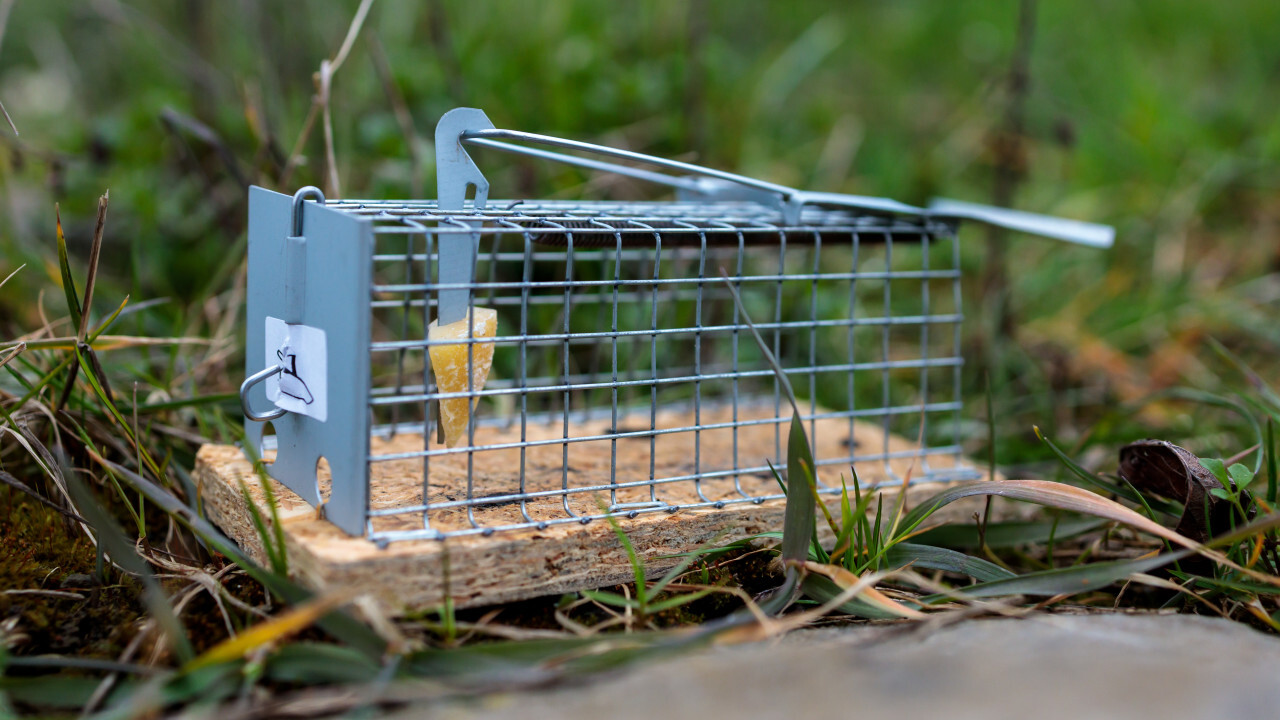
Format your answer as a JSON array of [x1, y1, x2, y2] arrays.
[[360, 403, 971, 537], [195, 405, 1018, 612]]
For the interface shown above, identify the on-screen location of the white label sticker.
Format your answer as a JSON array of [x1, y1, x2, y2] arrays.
[[265, 317, 328, 422]]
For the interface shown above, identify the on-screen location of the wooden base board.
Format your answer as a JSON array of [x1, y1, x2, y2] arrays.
[[195, 407, 1027, 613]]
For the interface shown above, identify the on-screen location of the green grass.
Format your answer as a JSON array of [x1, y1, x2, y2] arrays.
[[3, 0, 1280, 716]]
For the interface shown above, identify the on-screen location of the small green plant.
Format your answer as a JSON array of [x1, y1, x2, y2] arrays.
[[579, 507, 722, 629], [1202, 459, 1256, 511]]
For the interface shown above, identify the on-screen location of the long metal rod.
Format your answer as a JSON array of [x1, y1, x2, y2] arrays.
[[458, 128, 1115, 246], [461, 129, 798, 203], [459, 137, 705, 194]]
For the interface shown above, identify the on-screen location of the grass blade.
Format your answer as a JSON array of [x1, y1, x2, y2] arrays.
[[239, 436, 289, 575], [720, 268, 799, 416], [186, 591, 354, 670], [1157, 387, 1264, 474], [601, 508, 647, 607], [1208, 336, 1280, 413], [265, 643, 382, 685], [797, 574, 903, 619], [800, 563, 924, 619], [1037, 427, 1180, 517], [885, 542, 1015, 582], [642, 587, 719, 615], [911, 517, 1105, 550], [900, 479, 1180, 545], [1267, 418, 1277, 505], [76, 191, 109, 339], [580, 588, 640, 610], [60, 453, 194, 662], [90, 454, 387, 660], [781, 414, 817, 569], [649, 537, 724, 597], [721, 270, 815, 614], [923, 550, 1193, 600], [0, 262, 25, 290], [54, 204, 82, 332], [75, 345, 162, 480]]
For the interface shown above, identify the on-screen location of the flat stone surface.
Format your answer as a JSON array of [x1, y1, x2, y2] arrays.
[[412, 613, 1280, 720]]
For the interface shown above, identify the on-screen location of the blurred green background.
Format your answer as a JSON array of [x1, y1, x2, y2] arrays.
[[1, 0, 1277, 468]]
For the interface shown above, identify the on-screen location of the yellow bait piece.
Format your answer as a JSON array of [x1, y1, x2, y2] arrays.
[[428, 308, 498, 448]]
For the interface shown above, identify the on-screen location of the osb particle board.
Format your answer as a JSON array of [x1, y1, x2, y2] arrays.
[[195, 405, 1024, 613]]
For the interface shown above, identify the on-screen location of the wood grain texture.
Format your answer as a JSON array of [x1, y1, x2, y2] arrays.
[[195, 407, 1025, 613]]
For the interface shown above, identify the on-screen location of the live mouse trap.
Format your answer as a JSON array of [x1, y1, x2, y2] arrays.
[[195, 108, 1111, 612]]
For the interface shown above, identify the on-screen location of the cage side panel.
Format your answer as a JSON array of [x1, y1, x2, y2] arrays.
[[357, 206, 974, 541], [243, 188, 287, 468], [246, 186, 372, 536]]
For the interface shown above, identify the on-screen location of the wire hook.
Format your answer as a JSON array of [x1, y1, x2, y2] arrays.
[[291, 186, 326, 237], [241, 363, 286, 422]]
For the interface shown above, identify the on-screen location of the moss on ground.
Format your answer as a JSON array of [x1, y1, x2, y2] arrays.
[[1, 487, 142, 659]]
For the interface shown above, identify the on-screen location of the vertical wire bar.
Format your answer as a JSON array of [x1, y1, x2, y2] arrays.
[[420, 227, 435, 533], [465, 240, 480, 531], [808, 231, 822, 485], [918, 227, 932, 476], [391, 232, 414, 437], [882, 230, 895, 479], [693, 229, 709, 503], [519, 231, 535, 524], [846, 230, 861, 467], [648, 233, 662, 504], [621, 239, 641, 412], [950, 225, 965, 471], [586, 234, 611, 423], [610, 231, 622, 507], [485, 233, 500, 308], [773, 229, 787, 469], [561, 231, 576, 518], [732, 230, 747, 499]]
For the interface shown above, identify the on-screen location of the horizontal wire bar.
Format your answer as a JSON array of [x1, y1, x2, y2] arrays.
[[367, 356, 963, 406], [369, 473, 983, 541], [371, 249, 748, 263], [327, 200, 955, 237], [367, 313, 963, 351], [370, 360, 748, 396], [366, 395, 964, 437], [367, 354, 964, 395], [368, 465, 982, 541], [371, 269, 959, 294], [369, 288, 734, 309], [366, 222, 932, 236], [368, 401, 964, 460], [367, 450, 975, 518]]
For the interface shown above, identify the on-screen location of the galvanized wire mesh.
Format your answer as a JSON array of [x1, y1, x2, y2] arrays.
[[307, 199, 976, 543]]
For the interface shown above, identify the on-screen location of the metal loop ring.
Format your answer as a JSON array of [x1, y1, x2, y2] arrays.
[[241, 364, 286, 422], [291, 186, 326, 237]]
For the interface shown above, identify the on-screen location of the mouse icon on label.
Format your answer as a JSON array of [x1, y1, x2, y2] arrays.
[[276, 348, 315, 405]]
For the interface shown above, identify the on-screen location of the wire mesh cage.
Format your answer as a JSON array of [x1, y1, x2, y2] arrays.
[[240, 107, 1112, 544]]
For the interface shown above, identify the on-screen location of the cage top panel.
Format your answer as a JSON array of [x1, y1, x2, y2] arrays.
[[321, 199, 949, 245]]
